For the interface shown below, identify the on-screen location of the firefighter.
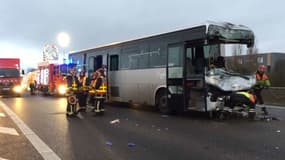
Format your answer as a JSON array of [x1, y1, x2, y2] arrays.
[[254, 65, 271, 115], [28, 73, 36, 95], [88, 71, 99, 108], [77, 70, 88, 112], [229, 91, 256, 109], [93, 68, 107, 115], [66, 68, 79, 116], [228, 91, 257, 118]]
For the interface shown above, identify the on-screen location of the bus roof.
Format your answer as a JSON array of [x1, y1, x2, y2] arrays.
[[70, 21, 253, 55]]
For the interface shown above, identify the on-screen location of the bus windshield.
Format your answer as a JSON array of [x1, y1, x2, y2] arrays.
[[0, 68, 20, 78], [207, 24, 254, 46]]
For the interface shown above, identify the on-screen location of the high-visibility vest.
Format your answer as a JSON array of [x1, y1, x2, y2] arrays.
[[78, 76, 87, 89], [255, 72, 270, 88], [95, 76, 107, 95], [256, 72, 269, 81], [67, 76, 78, 90], [237, 92, 256, 103]]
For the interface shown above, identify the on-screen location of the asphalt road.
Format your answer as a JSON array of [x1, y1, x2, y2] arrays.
[[0, 94, 285, 160]]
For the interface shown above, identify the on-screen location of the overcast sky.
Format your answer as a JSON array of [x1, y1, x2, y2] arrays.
[[0, 0, 284, 69]]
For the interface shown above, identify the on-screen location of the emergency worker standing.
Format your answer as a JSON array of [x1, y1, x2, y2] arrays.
[[77, 70, 88, 112], [254, 65, 271, 115], [93, 68, 107, 114], [28, 74, 36, 95], [66, 68, 79, 116], [88, 71, 99, 107]]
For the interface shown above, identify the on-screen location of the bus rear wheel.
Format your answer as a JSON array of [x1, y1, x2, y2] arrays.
[[156, 90, 173, 114]]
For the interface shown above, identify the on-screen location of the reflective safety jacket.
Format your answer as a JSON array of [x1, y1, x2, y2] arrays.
[[255, 72, 270, 89], [66, 75, 79, 91], [78, 76, 88, 90], [237, 92, 256, 103], [95, 76, 107, 95]]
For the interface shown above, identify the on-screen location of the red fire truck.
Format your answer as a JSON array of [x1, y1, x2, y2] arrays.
[[0, 58, 23, 96], [37, 62, 76, 96]]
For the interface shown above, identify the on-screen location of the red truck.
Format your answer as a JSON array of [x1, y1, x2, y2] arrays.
[[37, 61, 76, 96], [0, 58, 23, 96]]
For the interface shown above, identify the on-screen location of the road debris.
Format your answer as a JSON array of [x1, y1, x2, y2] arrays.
[[276, 130, 281, 133], [110, 119, 120, 124], [106, 141, 112, 146], [128, 142, 136, 147], [165, 128, 169, 130], [135, 124, 139, 127], [157, 129, 161, 132], [275, 146, 279, 150], [161, 115, 169, 118]]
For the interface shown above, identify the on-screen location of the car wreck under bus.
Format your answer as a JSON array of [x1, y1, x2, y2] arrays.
[[69, 21, 256, 114]]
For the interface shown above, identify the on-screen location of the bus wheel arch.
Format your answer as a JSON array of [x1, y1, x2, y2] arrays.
[[155, 88, 173, 114]]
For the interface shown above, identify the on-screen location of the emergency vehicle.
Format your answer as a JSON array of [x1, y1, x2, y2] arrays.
[[0, 58, 23, 96], [37, 61, 76, 96]]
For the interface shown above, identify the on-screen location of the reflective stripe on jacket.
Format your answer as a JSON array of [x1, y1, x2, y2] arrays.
[[237, 92, 256, 103], [78, 76, 87, 89], [95, 76, 107, 94]]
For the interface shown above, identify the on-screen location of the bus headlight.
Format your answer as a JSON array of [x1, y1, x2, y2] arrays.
[[58, 85, 67, 95], [13, 85, 22, 93]]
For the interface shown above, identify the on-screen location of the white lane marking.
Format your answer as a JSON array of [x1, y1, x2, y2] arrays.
[[0, 126, 19, 136], [0, 101, 61, 160], [0, 112, 5, 117]]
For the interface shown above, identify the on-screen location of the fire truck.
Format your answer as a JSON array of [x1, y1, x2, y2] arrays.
[[0, 58, 23, 96], [37, 61, 76, 96]]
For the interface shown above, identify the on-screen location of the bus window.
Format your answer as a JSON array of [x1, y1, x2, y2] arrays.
[[88, 55, 103, 73], [168, 47, 182, 67], [168, 46, 183, 78], [94, 55, 102, 70], [110, 55, 119, 71], [186, 48, 195, 77], [193, 46, 205, 74]]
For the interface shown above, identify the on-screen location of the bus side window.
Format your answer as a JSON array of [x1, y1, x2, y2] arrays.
[[186, 48, 194, 77], [110, 55, 119, 71]]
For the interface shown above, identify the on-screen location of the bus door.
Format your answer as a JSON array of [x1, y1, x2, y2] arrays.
[[93, 55, 103, 71], [88, 54, 109, 98], [185, 45, 207, 111], [166, 43, 186, 112]]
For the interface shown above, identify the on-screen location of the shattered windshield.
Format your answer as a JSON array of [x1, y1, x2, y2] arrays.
[[207, 24, 254, 46], [205, 44, 256, 75]]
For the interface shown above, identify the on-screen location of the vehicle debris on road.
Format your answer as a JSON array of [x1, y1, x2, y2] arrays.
[[110, 119, 120, 124], [106, 141, 113, 146], [128, 142, 136, 147]]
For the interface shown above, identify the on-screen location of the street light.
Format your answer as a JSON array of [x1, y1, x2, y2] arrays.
[[57, 32, 70, 48], [57, 32, 70, 63]]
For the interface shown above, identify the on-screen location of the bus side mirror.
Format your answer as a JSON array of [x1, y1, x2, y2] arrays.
[[21, 69, 25, 75]]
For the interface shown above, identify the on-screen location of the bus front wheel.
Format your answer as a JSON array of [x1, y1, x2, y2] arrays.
[[156, 90, 172, 114]]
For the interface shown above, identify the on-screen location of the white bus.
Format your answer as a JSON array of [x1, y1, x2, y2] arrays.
[[69, 22, 255, 114]]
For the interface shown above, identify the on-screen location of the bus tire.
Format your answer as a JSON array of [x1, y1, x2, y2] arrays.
[[156, 89, 172, 114]]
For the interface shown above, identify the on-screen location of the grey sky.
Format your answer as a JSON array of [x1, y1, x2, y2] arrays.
[[0, 0, 284, 68]]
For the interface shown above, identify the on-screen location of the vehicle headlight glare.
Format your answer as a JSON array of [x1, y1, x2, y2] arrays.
[[58, 85, 67, 94], [13, 86, 22, 93]]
